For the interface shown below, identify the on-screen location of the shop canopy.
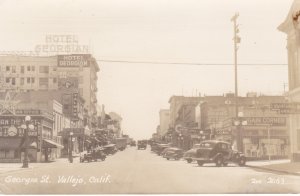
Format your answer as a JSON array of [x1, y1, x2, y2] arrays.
[[42, 139, 64, 149]]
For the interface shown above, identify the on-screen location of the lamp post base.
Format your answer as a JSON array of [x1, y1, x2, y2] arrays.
[[22, 161, 29, 168]]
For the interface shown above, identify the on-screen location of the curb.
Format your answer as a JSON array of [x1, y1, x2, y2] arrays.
[[246, 165, 300, 176]]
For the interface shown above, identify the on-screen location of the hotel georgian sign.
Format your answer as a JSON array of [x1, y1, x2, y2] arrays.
[[0, 34, 90, 56]]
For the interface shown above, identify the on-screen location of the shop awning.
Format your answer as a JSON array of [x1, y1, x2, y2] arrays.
[[43, 139, 64, 149], [0, 138, 22, 149]]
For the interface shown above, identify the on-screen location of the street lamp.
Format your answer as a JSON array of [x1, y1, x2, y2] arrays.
[[21, 115, 34, 168], [69, 132, 73, 163]]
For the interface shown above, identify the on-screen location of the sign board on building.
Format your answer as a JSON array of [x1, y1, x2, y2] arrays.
[[57, 54, 91, 67], [241, 117, 286, 126], [58, 77, 79, 89], [35, 35, 90, 55], [270, 102, 300, 114]]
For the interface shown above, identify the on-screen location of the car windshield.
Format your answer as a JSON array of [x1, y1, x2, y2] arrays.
[[199, 142, 215, 148]]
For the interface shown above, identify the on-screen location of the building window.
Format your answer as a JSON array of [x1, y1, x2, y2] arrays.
[[27, 66, 30, 71], [39, 66, 49, 73], [31, 78, 35, 83], [27, 78, 31, 83], [6, 78, 10, 83], [6, 66, 10, 72], [39, 77, 48, 88], [12, 66, 16, 73], [31, 66, 35, 72], [11, 78, 15, 85], [21, 66, 24, 73], [53, 78, 57, 83], [20, 78, 24, 85]]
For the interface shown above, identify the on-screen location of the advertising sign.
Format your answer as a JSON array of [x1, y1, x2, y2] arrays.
[[57, 54, 91, 67], [241, 117, 286, 126], [58, 77, 79, 90]]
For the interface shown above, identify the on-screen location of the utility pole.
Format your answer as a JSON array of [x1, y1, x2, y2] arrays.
[[231, 13, 242, 151]]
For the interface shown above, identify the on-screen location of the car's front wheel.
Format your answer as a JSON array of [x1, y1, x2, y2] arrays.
[[238, 157, 246, 166], [197, 160, 203, 166], [215, 156, 223, 167], [187, 159, 192, 163]]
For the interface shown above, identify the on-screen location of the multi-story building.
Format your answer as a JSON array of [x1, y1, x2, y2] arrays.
[[168, 94, 290, 159], [0, 54, 99, 127], [278, 0, 300, 161], [168, 96, 204, 130], [159, 109, 170, 137]]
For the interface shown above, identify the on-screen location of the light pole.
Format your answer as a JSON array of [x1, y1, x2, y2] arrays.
[[69, 132, 73, 163], [234, 112, 247, 152], [21, 115, 34, 168], [231, 13, 241, 151]]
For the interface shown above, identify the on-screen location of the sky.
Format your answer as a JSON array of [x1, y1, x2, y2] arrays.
[[0, 0, 294, 140]]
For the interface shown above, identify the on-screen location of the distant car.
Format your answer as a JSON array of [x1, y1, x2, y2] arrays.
[[80, 148, 106, 163], [137, 140, 147, 150], [163, 148, 184, 160], [103, 144, 118, 155], [130, 141, 136, 146], [191, 140, 246, 167]]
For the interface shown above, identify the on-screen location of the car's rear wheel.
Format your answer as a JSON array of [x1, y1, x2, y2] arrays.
[[197, 161, 203, 166], [166, 158, 169, 160], [223, 162, 228, 167], [215, 156, 223, 167], [238, 157, 246, 166], [187, 159, 192, 163]]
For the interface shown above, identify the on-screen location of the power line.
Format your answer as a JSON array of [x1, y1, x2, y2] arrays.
[[96, 59, 287, 66]]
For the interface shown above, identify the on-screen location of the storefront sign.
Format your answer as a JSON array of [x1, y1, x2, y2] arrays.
[[242, 117, 286, 126], [270, 102, 300, 114], [216, 129, 231, 135]]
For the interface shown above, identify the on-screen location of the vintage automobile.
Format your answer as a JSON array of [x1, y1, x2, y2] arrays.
[[191, 140, 246, 167], [183, 144, 201, 163], [150, 142, 159, 152], [80, 148, 106, 163], [130, 140, 136, 147], [137, 140, 147, 150], [103, 144, 118, 155], [155, 143, 170, 155], [163, 148, 184, 160]]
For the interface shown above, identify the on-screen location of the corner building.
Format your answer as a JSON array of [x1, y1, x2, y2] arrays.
[[279, 0, 300, 161], [0, 54, 99, 126]]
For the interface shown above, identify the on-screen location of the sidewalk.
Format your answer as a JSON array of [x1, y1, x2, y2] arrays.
[[246, 159, 300, 176], [0, 157, 80, 174]]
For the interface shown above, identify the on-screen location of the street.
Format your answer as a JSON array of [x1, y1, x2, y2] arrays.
[[0, 146, 299, 194]]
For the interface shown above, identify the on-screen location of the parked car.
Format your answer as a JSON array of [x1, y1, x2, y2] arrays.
[[191, 140, 246, 167], [163, 148, 184, 160], [130, 140, 136, 146], [80, 148, 106, 162], [155, 144, 170, 155], [103, 144, 118, 155], [150, 142, 159, 152], [137, 140, 147, 150]]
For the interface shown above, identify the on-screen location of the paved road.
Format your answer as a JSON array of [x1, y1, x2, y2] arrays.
[[0, 146, 299, 194]]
